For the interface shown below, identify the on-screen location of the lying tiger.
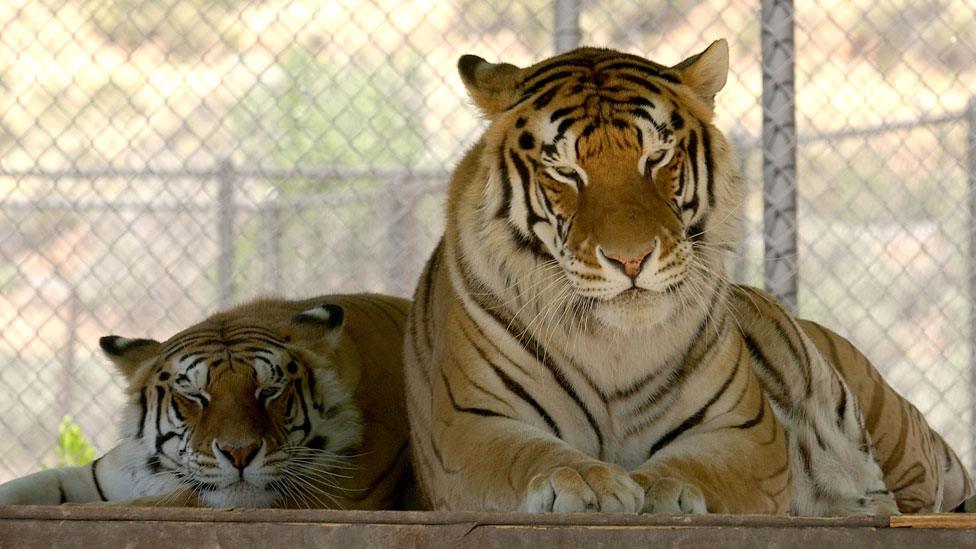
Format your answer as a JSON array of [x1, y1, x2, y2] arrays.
[[0, 294, 417, 509], [404, 40, 974, 514]]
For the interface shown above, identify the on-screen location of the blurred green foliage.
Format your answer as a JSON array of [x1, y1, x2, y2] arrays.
[[227, 45, 426, 291], [233, 47, 425, 180], [53, 415, 96, 468]]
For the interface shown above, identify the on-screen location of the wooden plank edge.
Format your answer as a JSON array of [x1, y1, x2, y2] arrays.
[[0, 506, 897, 527], [890, 514, 976, 529]]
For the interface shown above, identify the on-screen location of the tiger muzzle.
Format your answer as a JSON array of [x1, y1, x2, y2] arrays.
[[575, 173, 681, 279]]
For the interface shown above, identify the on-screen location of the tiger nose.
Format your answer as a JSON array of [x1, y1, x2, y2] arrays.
[[602, 244, 655, 278], [216, 441, 261, 470]]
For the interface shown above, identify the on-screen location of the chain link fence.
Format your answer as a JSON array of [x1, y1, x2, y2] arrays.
[[1, 0, 974, 481]]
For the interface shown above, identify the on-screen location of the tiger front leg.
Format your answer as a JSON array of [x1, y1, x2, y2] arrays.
[[427, 411, 645, 512], [0, 446, 134, 505], [420, 364, 645, 514], [630, 405, 791, 514], [0, 469, 81, 505], [0, 445, 197, 508]]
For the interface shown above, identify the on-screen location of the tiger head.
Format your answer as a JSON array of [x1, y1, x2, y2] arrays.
[[456, 41, 739, 330], [100, 302, 362, 508]]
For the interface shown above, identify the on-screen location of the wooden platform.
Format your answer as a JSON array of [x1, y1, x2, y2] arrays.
[[1, 506, 974, 548]]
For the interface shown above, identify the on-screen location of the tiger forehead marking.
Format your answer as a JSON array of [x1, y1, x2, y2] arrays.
[[168, 349, 289, 400], [162, 323, 288, 360], [161, 325, 296, 401]]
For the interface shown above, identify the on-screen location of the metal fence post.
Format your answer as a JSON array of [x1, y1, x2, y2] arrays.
[[553, 0, 580, 53], [760, 0, 799, 312], [217, 159, 236, 308], [967, 96, 976, 473]]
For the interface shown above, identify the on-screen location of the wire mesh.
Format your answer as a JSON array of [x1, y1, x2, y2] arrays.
[[0, 0, 974, 481]]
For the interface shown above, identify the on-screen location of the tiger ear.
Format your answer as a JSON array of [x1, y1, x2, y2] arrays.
[[99, 336, 162, 380], [458, 54, 524, 118], [281, 303, 345, 351], [671, 39, 729, 109]]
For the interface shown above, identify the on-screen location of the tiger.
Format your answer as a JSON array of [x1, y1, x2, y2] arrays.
[[403, 40, 974, 515], [0, 294, 418, 510]]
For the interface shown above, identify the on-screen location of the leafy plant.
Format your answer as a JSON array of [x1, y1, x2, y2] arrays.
[[53, 415, 96, 468]]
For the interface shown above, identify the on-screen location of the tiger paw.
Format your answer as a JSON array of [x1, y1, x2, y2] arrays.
[[524, 463, 644, 513], [632, 474, 707, 514]]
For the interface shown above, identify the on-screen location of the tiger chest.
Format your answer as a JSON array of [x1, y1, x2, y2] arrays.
[[532, 362, 710, 472]]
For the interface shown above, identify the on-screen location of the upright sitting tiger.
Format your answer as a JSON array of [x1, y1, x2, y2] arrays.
[[0, 294, 417, 509], [404, 40, 974, 515]]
